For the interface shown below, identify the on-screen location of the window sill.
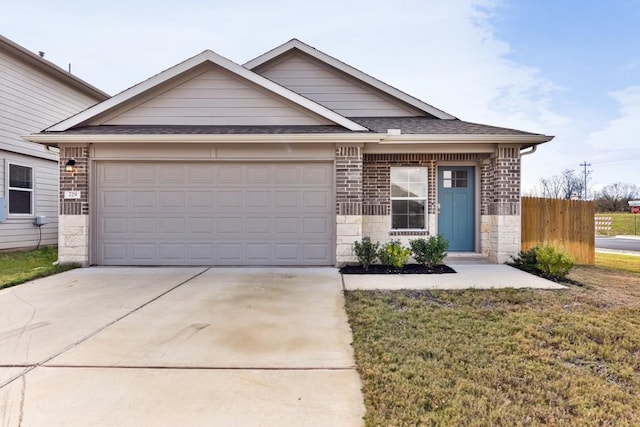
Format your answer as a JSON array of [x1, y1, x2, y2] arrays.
[[389, 230, 429, 236]]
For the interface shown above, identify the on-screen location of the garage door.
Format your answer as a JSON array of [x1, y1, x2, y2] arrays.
[[95, 162, 334, 266]]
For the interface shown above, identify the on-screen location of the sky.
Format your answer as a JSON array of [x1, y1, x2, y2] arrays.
[[2, 0, 639, 192]]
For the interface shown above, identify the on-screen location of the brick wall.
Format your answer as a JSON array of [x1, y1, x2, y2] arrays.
[[335, 146, 362, 215], [363, 153, 487, 216], [486, 145, 521, 215], [60, 145, 90, 215]]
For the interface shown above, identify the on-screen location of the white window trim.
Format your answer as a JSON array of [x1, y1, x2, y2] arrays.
[[7, 161, 34, 217], [390, 166, 428, 231]]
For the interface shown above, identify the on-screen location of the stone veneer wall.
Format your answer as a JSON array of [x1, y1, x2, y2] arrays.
[[59, 145, 90, 265], [481, 145, 522, 262]]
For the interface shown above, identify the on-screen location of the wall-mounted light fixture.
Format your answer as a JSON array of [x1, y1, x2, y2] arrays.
[[65, 159, 77, 173]]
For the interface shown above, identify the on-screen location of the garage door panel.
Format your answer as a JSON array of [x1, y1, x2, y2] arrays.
[[274, 217, 300, 234], [274, 243, 300, 261], [132, 191, 156, 208], [131, 166, 155, 184], [158, 218, 185, 235], [159, 243, 186, 261], [303, 217, 330, 235], [96, 162, 334, 266], [102, 217, 128, 234], [304, 244, 330, 261], [217, 191, 242, 208], [159, 191, 186, 208], [102, 191, 127, 209], [131, 218, 154, 234], [303, 191, 330, 208], [217, 243, 243, 263], [217, 165, 243, 183], [245, 191, 270, 208]]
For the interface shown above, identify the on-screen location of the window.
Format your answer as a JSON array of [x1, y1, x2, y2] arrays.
[[390, 167, 427, 230], [8, 163, 33, 215], [442, 170, 468, 188]]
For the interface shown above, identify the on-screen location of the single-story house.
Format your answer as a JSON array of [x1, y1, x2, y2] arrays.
[[27, 39, 553, 266], [0, 34, 108, 251]]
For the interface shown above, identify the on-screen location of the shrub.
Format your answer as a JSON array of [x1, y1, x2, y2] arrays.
[[378, 240, 411, 269], [509, 245, 574, 280], [535, 245, 574, 279], [410, 235, 449, 268], [352, 239, 379, 271], [509, 247, 539, 274]]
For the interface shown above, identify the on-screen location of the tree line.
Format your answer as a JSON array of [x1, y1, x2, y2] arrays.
[[527, 169, 639, 213]]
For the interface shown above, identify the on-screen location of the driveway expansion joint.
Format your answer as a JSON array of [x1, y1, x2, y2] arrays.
[[0, 267, 210, 390]]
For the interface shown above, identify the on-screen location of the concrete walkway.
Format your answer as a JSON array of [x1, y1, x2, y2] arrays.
[[0, 267, 364, 427]]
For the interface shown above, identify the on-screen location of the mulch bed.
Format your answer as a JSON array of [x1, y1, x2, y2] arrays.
[[339, 264, 456, 275]]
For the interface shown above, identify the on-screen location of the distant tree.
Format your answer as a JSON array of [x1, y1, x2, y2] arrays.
[[594, 183, 640, 212], [537, 169, 589, 199]]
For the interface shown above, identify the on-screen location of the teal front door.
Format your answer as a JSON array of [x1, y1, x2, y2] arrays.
[[438, 167, 475, 251]]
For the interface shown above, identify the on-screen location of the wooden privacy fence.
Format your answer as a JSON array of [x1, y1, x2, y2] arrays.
[[521, 197, 595, 265]]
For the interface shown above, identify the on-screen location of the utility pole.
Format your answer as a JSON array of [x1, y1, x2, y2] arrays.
[[579, 161, 591, 200]]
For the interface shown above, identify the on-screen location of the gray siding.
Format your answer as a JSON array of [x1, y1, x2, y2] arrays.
[[0, 43, 103, 250], [104, 66, 332, 126], [255, 53, 422, 117], [0, 154, 58, 250], [0, 49, 99, 160]]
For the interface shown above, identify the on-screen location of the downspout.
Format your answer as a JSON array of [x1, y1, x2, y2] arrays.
[[520, 145, 537, 156]]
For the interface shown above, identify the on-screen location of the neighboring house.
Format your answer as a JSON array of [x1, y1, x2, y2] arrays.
[[0, 35, 108, 251], [27, 39, 552, 266]]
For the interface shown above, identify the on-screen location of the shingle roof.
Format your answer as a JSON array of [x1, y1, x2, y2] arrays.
[[350, 117, 542, 136], [55, 124, 352, 135], [45, 117, 544, 137]]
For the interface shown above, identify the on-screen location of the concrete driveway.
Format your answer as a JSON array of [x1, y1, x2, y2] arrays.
[[0, 267, 365, 426]]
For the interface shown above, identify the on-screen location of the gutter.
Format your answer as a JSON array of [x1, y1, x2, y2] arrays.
[[23, 132, 554, 146]]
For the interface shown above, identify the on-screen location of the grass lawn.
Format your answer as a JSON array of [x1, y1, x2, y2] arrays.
[[0, 247, 77, 290], [345, 259, 640, 426], [596, 252, 640, 273], [596, 213, 639, 236]]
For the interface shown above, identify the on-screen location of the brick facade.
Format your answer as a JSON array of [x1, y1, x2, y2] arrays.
[[335, 145, 363, 215], [363, 153, 488, 216], [60, 145, 90, 215]]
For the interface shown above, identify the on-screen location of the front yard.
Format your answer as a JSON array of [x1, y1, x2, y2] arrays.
[[345, 254, 640, 426], [0, 247, 77, 290]]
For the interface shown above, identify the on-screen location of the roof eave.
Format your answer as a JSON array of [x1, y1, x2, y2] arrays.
[[24, 132, 554, 146]]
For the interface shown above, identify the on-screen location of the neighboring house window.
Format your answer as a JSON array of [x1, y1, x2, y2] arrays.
[[8, 163, 34, 215], [390, 167, 427, 230]]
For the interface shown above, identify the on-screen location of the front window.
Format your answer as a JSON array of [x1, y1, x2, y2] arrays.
[[8, 163, 33, 215], [390, 167, 427, 229]]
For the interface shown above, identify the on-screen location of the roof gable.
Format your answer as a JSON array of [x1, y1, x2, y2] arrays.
[[47, 50, 367, 132], [0, 34, 108, 101], [244, 39, 456, 120], [99, 63, 332, 126]]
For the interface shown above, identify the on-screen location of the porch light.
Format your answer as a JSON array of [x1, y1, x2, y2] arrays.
[[65, 159, 77, 172]]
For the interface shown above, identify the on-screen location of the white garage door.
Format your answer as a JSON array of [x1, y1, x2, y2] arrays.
[[95, 162, 334, 266]]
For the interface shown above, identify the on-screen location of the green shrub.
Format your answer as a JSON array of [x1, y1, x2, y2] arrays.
[[378, 240, 411, 269], [410, 235, 449, 268], [509, 245, 574, 280], [535, 245, 574, 279], [509, 247, 540, 274], [352, 239, 379, 271]]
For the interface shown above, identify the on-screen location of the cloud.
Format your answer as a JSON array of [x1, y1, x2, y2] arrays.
[[586, 86, 640, 151]]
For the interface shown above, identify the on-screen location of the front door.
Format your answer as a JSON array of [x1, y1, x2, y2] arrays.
[[438, 166, 475, 251]]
